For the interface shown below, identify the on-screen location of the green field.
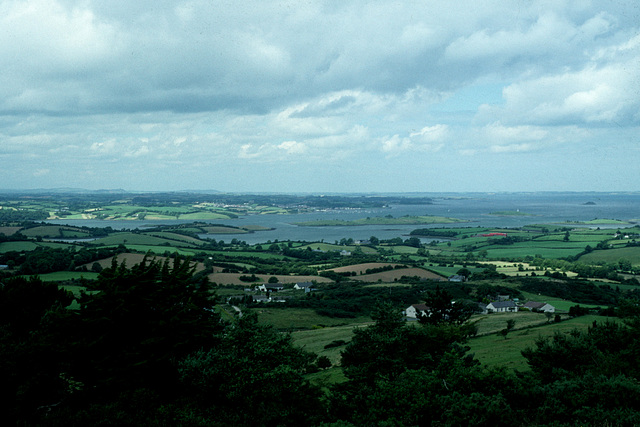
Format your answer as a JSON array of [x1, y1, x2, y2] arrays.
[[0, 241, 40, 252], [483, 241, 593, 259], [22, 271, 100, 282], [90, 232, 199, 247], [121, 245, 200, 256], [296, 242, 378, 254], [292, 324, 361, 365], [20, 225, 90, 238], [578, 246, 640, 266], [255, 307, 370, 330], [147, 231, 208, 246], [467, 315, 618, 371]]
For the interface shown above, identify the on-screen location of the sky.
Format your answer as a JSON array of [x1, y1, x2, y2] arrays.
[[1, 0, 639, 193]]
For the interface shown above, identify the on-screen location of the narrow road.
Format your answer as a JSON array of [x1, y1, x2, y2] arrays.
[[231, 305, 243, 318]]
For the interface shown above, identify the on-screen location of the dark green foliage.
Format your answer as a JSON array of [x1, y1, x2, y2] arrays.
[[523, 319, 640, 383], [275, 281, 423, 318], [0, 276, 74, 423], [0, 276, 72, 335], [340, 302, 470, 383], [410, 228, 459, 237], [0, 209, 49, 221], [418, 285, 475, 326], [520, 277, 618, 305], [68, 255, 222, 394], [178, 312, 322, 426], [499, 319, 516, 340]]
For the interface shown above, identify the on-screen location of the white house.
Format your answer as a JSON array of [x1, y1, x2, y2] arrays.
[[405, 303, 431, 318], [523, 301, 555, 313], [294, 282, 314, 290], [256, 284, 284, 292], [486, 300, 518, 313]]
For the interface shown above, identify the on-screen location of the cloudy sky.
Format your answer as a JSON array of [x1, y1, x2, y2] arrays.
[[1, 0, 639, 193]]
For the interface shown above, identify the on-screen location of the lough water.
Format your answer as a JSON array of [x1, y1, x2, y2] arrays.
[[45, 192, 640, 245]]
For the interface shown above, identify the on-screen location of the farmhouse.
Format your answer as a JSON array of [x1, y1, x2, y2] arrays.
[[294, 282, 315, 292], [256, 284, 284, 292], [448, 274, 466, 282], [251, 295, 270, 303], [486, 300, 518, 313], [405, 303, 431, 319], [523, 301, 555, 313]]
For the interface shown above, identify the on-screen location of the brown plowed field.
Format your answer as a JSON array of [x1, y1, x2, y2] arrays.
[[350, 267, 444, 283], [207, 273, 333, 286], [328, 262, 404, 274], [0, 226, 22, 236]]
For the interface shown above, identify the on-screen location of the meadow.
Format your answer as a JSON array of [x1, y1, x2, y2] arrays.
[[466, 314, 617, 371]]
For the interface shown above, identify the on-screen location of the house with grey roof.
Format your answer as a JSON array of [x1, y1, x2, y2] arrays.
[[523, 301, 555, 313], [486, 300, 518, 313]]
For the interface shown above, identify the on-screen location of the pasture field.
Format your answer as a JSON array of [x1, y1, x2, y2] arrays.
[[175, 212, 231, 220], [143, 214, 183, 220], [0, 241, 40, 252], [29, 271, 100, 281], [292, 324, 361, 365], [147, 231, 208, 246], [363, 283, 412, 288], [578, 246, 640, 266], [482, 241, 591, 259], [471, 311, 553, 336], [20, 225, 90, 238], [203, 250, 291, 260], [90, 232, 199, 247], [580, 219, 631, 225], [467, 315, 618, 371], [121, 245, 199, 256], [289, 312, 609, 376], [200, 225, 248, 234], [255, 307, 370, 330], [242, 225, 273, 231], [425, 264, 484, 277], [532, 232, 609, 242], [384, 245, 419, 254], [478, 261, 578, 277]]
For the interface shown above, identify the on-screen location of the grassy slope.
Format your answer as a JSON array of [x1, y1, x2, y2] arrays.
[[578, 246, 640, 266], [467, 314, 617, 371]]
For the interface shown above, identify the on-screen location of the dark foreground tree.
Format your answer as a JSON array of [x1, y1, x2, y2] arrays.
[[0, 276, 73, 423], [68, 255, 223, 395], [177, 312, 323, 426]]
